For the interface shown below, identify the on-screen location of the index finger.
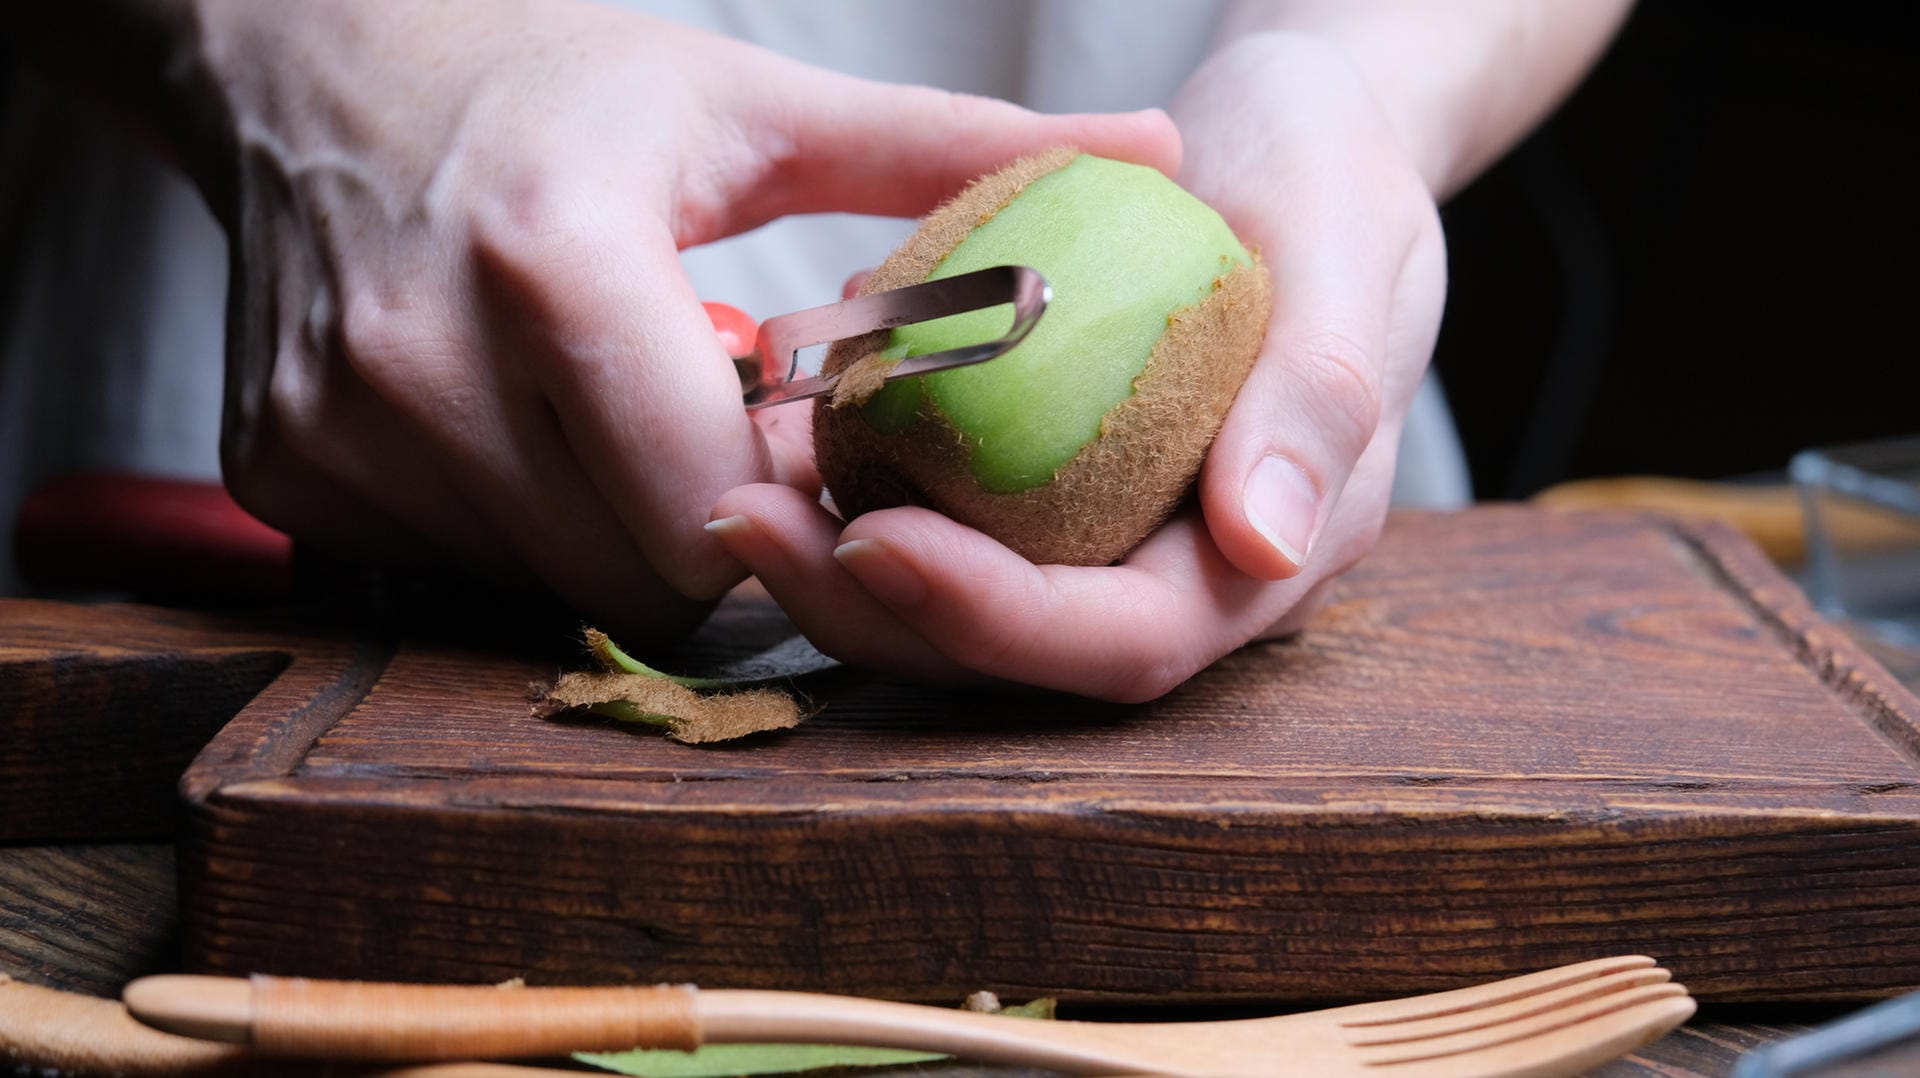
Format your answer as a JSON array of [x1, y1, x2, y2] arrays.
[[473, 204, 795, 601]]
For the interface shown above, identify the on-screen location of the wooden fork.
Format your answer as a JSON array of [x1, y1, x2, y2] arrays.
[[124, 955, 1694, 1078]]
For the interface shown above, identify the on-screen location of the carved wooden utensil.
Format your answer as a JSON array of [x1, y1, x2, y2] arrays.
[[126, 955, 1692, 1078]]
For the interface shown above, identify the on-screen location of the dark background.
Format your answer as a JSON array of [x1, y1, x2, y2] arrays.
[[2, 4, 1915, 504], [1430, 2, 1918, 499]]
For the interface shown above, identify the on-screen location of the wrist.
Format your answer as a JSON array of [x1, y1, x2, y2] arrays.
[[1185, 29, 1463, 200], [1170, 32, 1433, 231], [1206, 3, 1631, 201], [1290, 21, 1488, 200]]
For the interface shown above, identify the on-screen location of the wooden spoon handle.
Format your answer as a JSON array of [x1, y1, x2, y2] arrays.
[[124, 975, 702, 1061]]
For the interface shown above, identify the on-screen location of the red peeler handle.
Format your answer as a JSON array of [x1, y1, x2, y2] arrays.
[[703, 300, 759, 360], [703, 300, 771, 392]]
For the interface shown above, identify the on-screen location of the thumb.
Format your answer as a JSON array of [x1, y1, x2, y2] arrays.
[[737, 67, 1181, 221], [1199, 245, 1394, 582]]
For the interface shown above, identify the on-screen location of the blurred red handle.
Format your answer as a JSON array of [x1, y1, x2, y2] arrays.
[[14, 473, 295, 599]]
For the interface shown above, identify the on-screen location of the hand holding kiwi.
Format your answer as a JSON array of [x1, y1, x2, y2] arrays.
[[711, 41, 1448, 700]]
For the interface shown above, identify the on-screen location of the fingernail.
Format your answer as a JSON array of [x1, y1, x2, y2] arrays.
[[1245, 455, 1320, 569], [833, 538, 927, 608], [704, 515, 753, 541]]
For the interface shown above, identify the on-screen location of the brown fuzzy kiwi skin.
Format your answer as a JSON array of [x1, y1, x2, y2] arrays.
[[814, 150, 1274, 567]]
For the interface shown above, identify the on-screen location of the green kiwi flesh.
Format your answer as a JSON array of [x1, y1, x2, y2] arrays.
[[815, 149, 1273, 566], [862, 155, 1254, 493]]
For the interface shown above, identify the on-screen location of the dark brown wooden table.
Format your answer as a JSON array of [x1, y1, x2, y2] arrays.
[[4, 598, 1917, 1076]]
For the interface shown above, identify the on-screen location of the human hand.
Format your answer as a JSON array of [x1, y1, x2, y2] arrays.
[[709, 33, 1446, 699], [188, 0, 1177, 643]]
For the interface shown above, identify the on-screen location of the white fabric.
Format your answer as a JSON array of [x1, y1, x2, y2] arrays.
[[0, 0, 1471, 595], [652, 0, 1228, 321]]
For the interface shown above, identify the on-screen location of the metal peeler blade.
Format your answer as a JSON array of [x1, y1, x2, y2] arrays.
[[742, 265, 1050, 410]]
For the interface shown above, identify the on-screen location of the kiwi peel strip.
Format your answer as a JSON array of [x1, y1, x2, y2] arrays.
[[534, 628, 811, 744]]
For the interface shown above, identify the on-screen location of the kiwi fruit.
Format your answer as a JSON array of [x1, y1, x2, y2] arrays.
[[813, 149, 1272, 566]]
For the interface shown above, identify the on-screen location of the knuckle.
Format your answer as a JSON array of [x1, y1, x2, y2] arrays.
[[942, 563, 1051, 673], [338, 294, 417, 372], [466, 176, 627, 371], [1404, 201, 1448, 283], [469, 167, 585, 276], [1106, 655, 1192, 704], [261, 366, 327, 467], [1105, 634, 1190, 703], [935, 90, 1002, 128], [1293, 330, 1384, 451], [912, 89, 1020, 178], [664, 548, 748, 603], [1414, 199, 1446, 252], [338, 293, 464, 404], [1101, 583, 1198, 703], [953, 613, 1033, 675]]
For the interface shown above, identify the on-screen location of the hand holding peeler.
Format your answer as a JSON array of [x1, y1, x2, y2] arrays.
[[11, 267, 1048, 601], [711, 264, 1050, 409]]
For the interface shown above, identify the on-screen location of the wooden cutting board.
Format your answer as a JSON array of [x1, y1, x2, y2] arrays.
[[7, 508, 1919, 1003]]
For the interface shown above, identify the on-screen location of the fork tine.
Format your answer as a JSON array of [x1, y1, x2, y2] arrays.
[[1348, 966, 1672, 1046], [1375, 993, 1698, 1078], [1359, 983, 1693, 1068], [1335, 956, 1659, 1028]]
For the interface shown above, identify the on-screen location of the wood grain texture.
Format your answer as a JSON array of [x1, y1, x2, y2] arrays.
[[0, 845, 179, 996], [0, 602, 362, 841], [5, 634, 1920, 1077], [0, 841, 1852, 1078], [144, 508, 1920, 1004]]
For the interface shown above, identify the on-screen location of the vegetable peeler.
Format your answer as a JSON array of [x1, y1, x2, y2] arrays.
[[718, 264, 1050, 409]]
